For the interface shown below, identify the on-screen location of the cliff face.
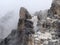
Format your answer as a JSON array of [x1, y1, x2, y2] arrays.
[[0, 7, 34, 45], [0, 0, 60, 45], [48, 0, 60, 37], [49, 0, 60, 19], [33, 0, 60, 45]]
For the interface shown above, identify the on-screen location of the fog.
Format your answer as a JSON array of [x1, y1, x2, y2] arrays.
[[0, 0, 52, 17], [0, 0, 52, 39]]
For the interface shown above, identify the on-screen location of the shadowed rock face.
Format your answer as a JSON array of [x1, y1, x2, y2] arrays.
[[0, 30, 29, 45], [0, 7, 34, 45], [18, 7, 33, 31], [0, 29, 34, 45], [33, 1, 60, 45], [49, 0, 60, 19], [48, 0, 60, 38]]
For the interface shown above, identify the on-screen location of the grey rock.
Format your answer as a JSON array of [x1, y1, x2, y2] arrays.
[[19, 7, 32, 20], [0, 7, 34, 45]]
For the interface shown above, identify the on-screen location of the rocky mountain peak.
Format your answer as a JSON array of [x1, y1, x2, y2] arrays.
[[19, 7, 32, 20], [50, 0, 60, 19]]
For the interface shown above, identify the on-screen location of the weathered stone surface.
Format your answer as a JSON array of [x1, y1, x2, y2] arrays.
[[18, 7, 34, 34], [1, 0, 60, 45], [0, 7, 34, 45], [19, 7, 32, 20], [18, 7, 33, 31], [50, 0, 60, 19], [48, 0, 60, 39], [0, 30, 32, 45], [33, 0, 60, 45]]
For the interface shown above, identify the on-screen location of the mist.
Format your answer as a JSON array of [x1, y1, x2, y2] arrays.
[[0, 0, 52, 17], [0, 0, 52, 39]]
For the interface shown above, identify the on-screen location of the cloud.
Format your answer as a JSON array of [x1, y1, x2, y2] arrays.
[[0, 0, 52, 16]]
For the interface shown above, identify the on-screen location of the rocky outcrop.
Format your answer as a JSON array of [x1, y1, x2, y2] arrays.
[[48, 0, 60, 38], [33, 0, 60, 45], [19, 7, 32, 20], [49, 0, 60, 19], [18, 7, 32, 31], [0, 0, 60, 45], [0, 7, 34, 45]]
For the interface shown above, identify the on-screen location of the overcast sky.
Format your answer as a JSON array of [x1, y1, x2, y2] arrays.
[[0, 0, 52, 17], [0, 0, 52, 38]]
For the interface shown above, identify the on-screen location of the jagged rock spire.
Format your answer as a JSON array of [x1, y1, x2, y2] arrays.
[[0, 7, 34, 45], [19, 7, 32, 20], [18, 7, 33, 31]]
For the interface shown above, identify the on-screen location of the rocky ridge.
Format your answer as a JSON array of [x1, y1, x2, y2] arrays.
[[33, 0, 60, 45], [0, 0, 60, 45], [0, 7, 34, 45]]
